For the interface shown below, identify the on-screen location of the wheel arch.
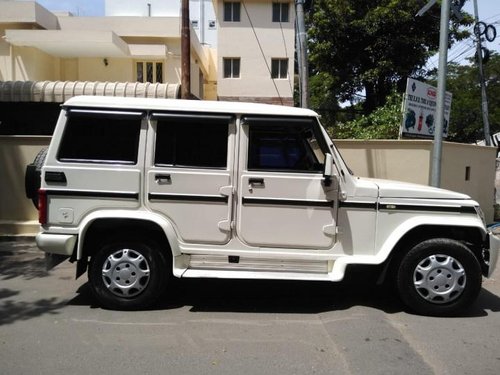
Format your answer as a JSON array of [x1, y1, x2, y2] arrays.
[[77, 210, 181, 261], [376, 217, 487, 283]]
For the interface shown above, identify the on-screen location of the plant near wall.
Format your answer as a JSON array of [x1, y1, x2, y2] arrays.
[[329, 91, 403, 139]]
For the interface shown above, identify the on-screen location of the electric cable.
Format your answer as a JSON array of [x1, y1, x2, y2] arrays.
[[241, 0, 284, 105]]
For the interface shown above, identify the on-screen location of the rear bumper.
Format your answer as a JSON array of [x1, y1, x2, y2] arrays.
[[486, 232, 500, 278], [36, 233, 77, 256]]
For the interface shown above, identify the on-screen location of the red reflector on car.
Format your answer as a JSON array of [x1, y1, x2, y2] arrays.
[[38, 189, 47, 225]]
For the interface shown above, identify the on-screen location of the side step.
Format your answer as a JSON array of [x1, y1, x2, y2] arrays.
[[182, 254, 334, 281]]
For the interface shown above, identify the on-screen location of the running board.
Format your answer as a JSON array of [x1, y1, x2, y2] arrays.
[[182, 268, 334, 281], [185, 254, 330, 279]]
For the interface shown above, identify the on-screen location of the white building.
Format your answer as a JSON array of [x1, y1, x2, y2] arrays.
[[0, 0, 295, 105]]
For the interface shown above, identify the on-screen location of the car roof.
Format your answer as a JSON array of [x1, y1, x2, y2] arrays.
[[63, 96, 318, 118]]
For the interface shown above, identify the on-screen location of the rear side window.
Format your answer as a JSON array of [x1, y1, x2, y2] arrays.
[[57, 111, 142, 164], [154, 116, 229, 169]]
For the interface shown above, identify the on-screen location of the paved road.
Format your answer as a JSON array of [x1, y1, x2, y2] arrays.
[[1, 239, 500, 375]]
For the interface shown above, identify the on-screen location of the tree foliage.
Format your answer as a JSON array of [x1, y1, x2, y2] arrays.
[[438, 53, 500, 143], [328, 91, 402, 139], [308, 0, 472, 115]]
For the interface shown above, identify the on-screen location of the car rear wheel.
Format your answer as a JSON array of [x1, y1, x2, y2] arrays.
[[396, 238, 482, 316], [89, 239, 168, 310]]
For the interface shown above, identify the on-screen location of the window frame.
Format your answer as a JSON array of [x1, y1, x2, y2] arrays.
[[223, 57, 241, 79], [135, 61, 164, 83], [271, 58, 288, 79], [272, 2, 289, 23], [57, 109, 144, 165], [151, 112, 233, 170], [244, 116, 329, 174], [223, 1, 241, 22]]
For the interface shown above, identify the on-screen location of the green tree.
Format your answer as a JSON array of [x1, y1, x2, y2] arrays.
[[438, 53, 500, 143], [308, 0, 472, 115], [329, 91, 403, 139]]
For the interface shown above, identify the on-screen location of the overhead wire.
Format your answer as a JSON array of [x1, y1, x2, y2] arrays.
[[241, 0, 284, 105]]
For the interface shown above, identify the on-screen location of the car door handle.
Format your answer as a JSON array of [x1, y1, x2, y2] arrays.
[[249, 178, 264, 186], [155, 174, 172, 184], [248, 178, 264, 192]]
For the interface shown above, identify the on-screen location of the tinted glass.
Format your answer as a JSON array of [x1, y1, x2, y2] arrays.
[[248, 124, 324, 172], [155, 119, 228, 168], [58, 114, 142, 164]]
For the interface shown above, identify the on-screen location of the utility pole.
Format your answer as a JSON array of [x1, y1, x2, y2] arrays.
[[296, 0, 309, 108], [181, 0, 191, 99], [473, 0, 491, 145], [430, 0, 451, 188]]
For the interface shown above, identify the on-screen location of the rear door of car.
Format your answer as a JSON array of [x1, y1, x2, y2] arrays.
[[43, 108, 145, 226], [145, 112, 235, 245]]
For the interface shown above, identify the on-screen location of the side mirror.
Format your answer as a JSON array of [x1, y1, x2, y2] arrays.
[[324, 153, 334, 177], [323, 153, 334, 187]]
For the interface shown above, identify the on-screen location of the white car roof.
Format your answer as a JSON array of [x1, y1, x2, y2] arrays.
[[63, 96, 319, 118]]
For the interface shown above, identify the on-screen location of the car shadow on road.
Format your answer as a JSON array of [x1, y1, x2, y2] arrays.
[[68, 276, 500, 318]]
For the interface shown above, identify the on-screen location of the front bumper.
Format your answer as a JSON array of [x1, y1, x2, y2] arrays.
[[486, 232, 500, 278]]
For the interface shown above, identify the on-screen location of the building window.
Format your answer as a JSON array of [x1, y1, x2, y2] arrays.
[[271, 58, 288, 79], [224, 2, 241, 22], [136, 61, 163, 83], [223, 58, 240, 78], [272, 2, 289, 22]]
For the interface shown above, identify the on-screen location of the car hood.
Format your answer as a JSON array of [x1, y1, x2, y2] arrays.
[[359, 177, 470, 200]]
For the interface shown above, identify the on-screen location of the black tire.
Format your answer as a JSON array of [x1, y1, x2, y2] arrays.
[[25, 147, 48, 208], [88, 239, 169, 310], [396, 238, 482, 316]]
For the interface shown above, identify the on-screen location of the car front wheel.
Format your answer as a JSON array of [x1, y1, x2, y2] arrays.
[[396, 238, 482, 316]]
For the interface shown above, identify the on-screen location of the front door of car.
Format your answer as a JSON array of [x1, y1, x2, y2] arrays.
[[236, 116, 338, 249], [145, 113, 235, 245]]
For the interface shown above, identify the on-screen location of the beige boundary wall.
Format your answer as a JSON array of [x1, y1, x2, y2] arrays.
[[0, 136, 50, 235], [0, 137, 497, 236], [336, 140, 497, 223]]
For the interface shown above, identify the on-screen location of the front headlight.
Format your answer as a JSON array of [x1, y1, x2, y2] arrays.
[[475, 206, 486, 227]]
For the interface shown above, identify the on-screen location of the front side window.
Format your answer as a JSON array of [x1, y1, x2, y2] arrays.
[[272, 3, 289, 22], [223, 58, 241, 78], [58, 113, 142, 164], [271, 58, 288, 79], [136, 61, 163, 83], [224, 2, 241, 22], [248, 121, 325, 172], [155, 118, 229, 168]]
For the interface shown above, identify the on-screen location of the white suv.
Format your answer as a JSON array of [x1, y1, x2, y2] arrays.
[[27, 96, 499, 315]]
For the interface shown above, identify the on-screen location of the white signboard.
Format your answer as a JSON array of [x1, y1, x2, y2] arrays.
[[401, 78, 452, 139]]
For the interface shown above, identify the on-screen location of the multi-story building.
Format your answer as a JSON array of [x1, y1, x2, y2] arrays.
[[0, 0, 294, 106], [214, 0, 295, 105]]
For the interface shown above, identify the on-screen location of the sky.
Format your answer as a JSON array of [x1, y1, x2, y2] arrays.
[[426, 0, 500, 69], [35, 0, 104, 16]]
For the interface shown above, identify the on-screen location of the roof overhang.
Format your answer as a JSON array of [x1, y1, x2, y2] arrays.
[[0, 81, 180, 102], [4, 30, 130, 58]]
